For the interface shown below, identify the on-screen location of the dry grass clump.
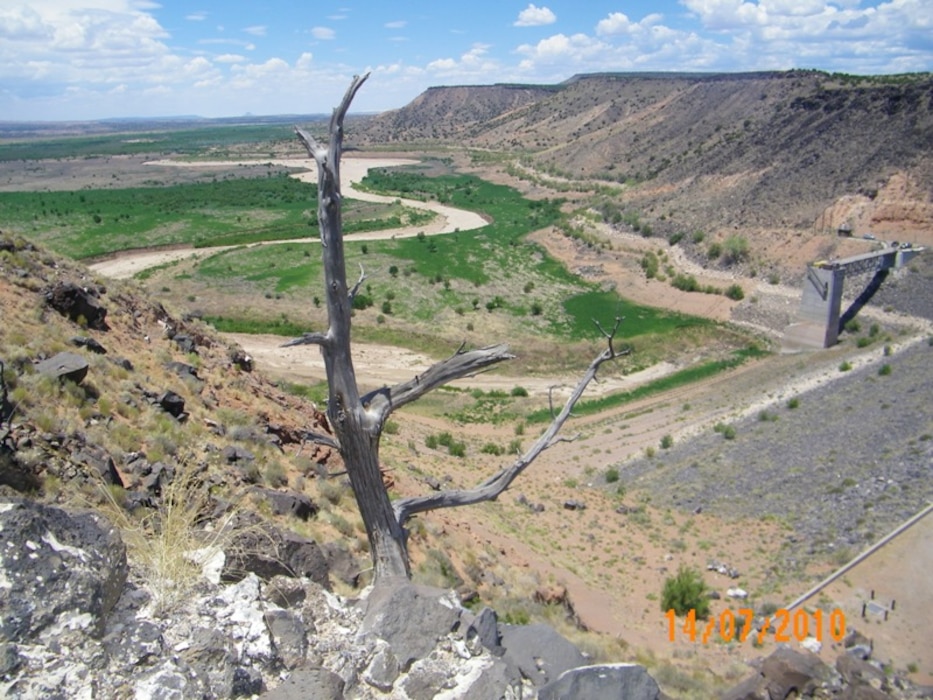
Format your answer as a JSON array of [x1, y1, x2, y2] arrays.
[[98, 465, 243, 616]]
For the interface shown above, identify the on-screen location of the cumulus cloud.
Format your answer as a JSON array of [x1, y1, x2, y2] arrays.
[[514, 4, 556, 27], [426, 43, 499, 78], [596, 12, 664, 37]]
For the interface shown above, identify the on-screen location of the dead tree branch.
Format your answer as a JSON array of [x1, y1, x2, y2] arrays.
[[393, 336, 630, 525], [362, 343, 515, 421]]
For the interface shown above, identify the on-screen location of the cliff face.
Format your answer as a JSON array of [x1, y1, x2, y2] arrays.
[[356, 71, 933, 239]]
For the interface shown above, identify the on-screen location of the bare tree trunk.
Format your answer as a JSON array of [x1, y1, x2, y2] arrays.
[[294, 74, 410, 583], [289, 75, 628, 585]]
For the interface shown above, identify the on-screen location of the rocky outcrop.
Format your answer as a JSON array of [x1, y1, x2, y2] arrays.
[[0, 499, 127, 644], [723, 645, 927, 700], [538, 663, 662, 700], [34, 351, 89, 384], [1, 499, 670, 699], [44, 281, 108, 330]]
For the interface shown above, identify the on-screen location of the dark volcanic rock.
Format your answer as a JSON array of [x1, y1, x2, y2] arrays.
[[71, 336, 107, 354], [538, 663, 661, 700], [499, 622, 588, 688], [0, 499, 127, 642], [249, 487, 318, 520], [360, 584, 462, 671], [45, 281, 108, 330], [222, 525, 330, 588], [35, 351, 89, 383]]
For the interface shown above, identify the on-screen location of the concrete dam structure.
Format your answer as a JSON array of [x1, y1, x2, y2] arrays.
[[783, 244, 924, 350]]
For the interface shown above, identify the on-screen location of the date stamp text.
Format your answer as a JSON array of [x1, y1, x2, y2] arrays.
[[665, 608, 846, 644]]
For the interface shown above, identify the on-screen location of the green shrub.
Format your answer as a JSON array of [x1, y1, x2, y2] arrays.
[[481, 442, 503, 455], [722, 235, 749, 264], [787, 397, 800, 409], [878, 364, 892, 376], [839, 361, 852, 372], [661, 566, 710, 618], [660, 434, 673, 449], [510, 386, 529, 397], [605, 467, 620, 483], [725, 284, 745, 301], [707, 242, 722, 259]]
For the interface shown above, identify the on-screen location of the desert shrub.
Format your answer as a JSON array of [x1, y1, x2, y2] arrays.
[[481, 442, 503, 455], [605, 467, 620, 483], [787, 397, 800, 409], [714, 422, 737, 439], [878, 363, 892, 376], [264, 461, 288, 488], [641, 252, 659, 279], [510, 386, 528, 397], [722, 235, 749, 264], [671, 274, 699, 292], [839, 361, 852, 372], [661, 565, 710, 618], [707, 242, 722, 259], [660, 434, 673, 449], [725, 284, 745, 300]]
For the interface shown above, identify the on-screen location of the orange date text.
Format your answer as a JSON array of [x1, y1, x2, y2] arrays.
[[665, 608, 846, 644]]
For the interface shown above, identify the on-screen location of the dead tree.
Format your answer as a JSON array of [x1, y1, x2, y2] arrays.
[[288, 74, 629, 585]]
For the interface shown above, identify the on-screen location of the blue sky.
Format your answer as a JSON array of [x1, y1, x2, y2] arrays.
[[1, 0, 931, 121]]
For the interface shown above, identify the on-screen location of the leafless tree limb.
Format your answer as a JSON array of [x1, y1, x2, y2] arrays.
[[393, 335, 629, 525], [362, 343, 515, 421], [281, 331, 330, 348]]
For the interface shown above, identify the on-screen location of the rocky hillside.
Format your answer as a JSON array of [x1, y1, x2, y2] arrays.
[[356, 71, 933, 241]]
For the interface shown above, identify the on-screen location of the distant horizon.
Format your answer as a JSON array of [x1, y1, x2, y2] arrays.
[[4, 0, 932, 122], [4, 66, 931, 127]]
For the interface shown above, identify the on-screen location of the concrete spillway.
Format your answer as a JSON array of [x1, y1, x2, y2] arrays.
[[783, 245, 924, 350]]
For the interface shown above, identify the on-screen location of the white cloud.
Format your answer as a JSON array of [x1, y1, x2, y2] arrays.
[[385, 20, 407, 29], [243, 25, 266, 37], [426, 43, 500, 79], [215, 53, 245, 64], [186, 11, 207, 22], [514, 4, 556, 27], [596, 12, 665, 37], [311, 26, 335, 40]]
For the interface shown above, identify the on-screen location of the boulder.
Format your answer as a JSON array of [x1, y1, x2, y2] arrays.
[[538, 663, 662, 700], [321, 541, 362, 588], [263, 609, 308, 670], [499, 622, 588, 687], [0, 499, 127, 642], [222, 524, 330, 588], [74, 444, 124, 487], [157, 390, 186, 418], [172, 333, 197, 354], [250, 487, 318, 520], [723, 647, 840, 700], [70, 336, 107, 354], [360, 583, 462, 671], [465, 606, 503, 656], [164, 361, 200, 382], [262, 666, 345, 700], [35, 351, 89, 384], [223, 444, 256, 464], [45, 281, 108, 330]]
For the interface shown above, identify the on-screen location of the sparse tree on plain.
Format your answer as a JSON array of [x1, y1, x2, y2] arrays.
[[287, 74, 629, 584]]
